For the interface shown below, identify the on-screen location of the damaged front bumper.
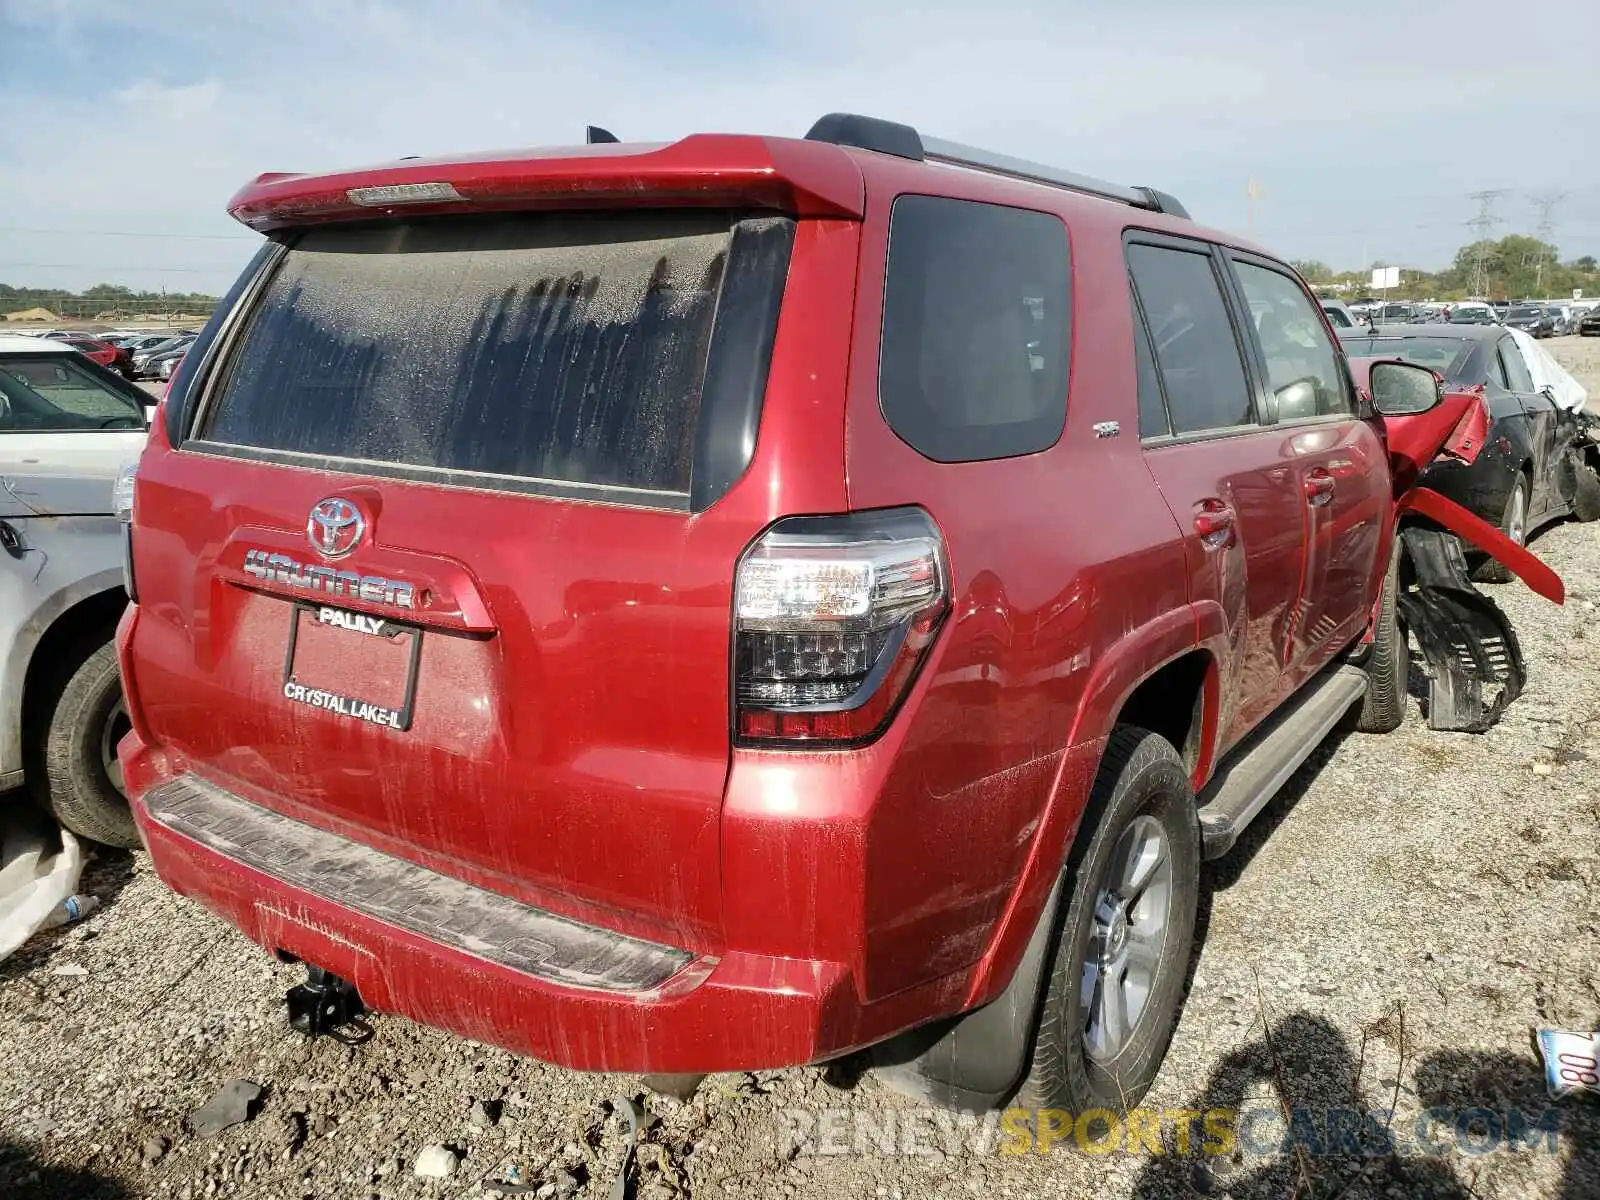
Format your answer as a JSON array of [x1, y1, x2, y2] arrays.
[[1390, 484, 1564, 733], [1397, 526, 1524, 732]]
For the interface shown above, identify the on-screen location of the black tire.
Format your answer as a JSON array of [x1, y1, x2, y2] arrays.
[[1472, 474, 1528, 585], [1016, 727, 1200, 1114], [29, 640, 140, 848], [1573, 458, 1600, 523], [1355, 541, 1406, 733]]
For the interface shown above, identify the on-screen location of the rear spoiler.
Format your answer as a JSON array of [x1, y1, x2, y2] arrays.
[[227, 135, 867, 231]]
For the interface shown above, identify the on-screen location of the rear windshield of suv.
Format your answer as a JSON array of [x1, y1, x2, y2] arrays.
[[202, 210, 742, 498]]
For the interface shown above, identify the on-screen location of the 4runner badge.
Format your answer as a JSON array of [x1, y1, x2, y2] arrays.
[[242, 549, 417, 609]]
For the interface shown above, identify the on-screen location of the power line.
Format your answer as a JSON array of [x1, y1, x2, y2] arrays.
[[1465, 189, 1507, 298], [1529, 190, 1566, 293]]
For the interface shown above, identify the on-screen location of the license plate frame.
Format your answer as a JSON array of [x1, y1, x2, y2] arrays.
[[281, 602, 423, 732]]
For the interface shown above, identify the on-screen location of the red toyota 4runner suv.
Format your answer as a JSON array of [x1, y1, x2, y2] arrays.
[[115, 115, 1547, 1113]]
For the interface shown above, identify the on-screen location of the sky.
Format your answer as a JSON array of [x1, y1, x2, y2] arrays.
[[2, 0, 1598, 296]]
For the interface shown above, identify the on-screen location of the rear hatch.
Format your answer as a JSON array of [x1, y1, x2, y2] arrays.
[[130, 192, 827, 950]]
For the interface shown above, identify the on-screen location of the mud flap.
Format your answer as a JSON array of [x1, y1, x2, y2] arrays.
[[1396, 526, 1524, 732], [870, 875, 1065, 1110]]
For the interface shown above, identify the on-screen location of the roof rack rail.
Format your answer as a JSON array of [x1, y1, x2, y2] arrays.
[[803, 112, 1189, 220]]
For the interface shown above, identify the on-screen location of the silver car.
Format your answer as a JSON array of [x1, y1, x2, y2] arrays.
[[0, 334, 149, 847]]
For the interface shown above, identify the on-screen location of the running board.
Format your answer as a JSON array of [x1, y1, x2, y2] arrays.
[[1197, 665, 1368, 859]]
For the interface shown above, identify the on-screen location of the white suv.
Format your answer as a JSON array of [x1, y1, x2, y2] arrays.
[[0, 334, 149, 846]]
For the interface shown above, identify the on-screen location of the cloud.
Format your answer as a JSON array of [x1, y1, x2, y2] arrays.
[[113, 79, 223, 124], [1, 0, 1597, 292]]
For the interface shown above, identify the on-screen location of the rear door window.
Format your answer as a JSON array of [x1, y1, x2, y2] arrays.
[[201, 210, 750, 500], [878, 196, 1070, 462], [1125, 242, 1255, 436]]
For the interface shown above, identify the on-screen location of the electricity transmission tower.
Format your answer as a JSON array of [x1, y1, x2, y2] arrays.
[[1529, 190, 1566, 295], [1466, 189, 1506, 298]]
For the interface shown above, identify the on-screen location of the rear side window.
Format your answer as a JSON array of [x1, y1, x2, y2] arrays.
[[1131, 299, 1170, 438], [1500, 340, 1535, 393], [879, 196, 1070, 462], [1488, 347, 1511, 389], [203, 211, 739, 497], [1126, 243, 1254, 435]]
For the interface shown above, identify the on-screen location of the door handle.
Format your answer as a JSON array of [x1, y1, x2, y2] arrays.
[[1193, 499, 1235, 549], [1304, 469, 1336, 507]]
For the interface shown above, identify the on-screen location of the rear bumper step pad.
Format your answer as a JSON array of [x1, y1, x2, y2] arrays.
[[143, 774, 692, 992]]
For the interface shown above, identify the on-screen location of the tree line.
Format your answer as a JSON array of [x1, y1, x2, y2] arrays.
[[1, 282, 219, 318], [1292, 235, 1598, 301]]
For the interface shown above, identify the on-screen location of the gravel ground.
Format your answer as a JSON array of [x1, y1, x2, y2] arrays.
[[5, 341, 1599, 1200]]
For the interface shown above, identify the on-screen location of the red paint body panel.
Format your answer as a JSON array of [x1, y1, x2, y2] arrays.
[[1400, 487, 1565, 604], [120, 134, 1472, 1076]]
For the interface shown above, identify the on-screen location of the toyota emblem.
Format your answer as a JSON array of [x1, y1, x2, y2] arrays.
[[306, 497, 365, 559]]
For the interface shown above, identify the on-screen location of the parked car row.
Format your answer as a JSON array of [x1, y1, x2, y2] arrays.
[[1331, 298, 1593, 336], [129, 333, 197, 380], [6, 327, 199, 379]]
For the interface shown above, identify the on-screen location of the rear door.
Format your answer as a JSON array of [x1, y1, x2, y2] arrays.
[[1127, 235, 1307, 747], [1224, 254, 1386, 686], [131, 209, 802, 949], [1497, 335, 1562, 519]]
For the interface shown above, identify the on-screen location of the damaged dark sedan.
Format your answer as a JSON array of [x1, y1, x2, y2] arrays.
[[1342, 325, 1600, 583]]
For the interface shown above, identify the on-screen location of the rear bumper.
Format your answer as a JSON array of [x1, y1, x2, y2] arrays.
[[125, 745, 974, 1073]]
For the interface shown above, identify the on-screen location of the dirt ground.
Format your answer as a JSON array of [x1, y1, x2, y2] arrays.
[[5, 341, 1599, 1200]]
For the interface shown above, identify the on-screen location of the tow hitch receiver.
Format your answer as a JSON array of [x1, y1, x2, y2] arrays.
[[286, 965, 371, 1044], [1397, 526, 1524, 732]]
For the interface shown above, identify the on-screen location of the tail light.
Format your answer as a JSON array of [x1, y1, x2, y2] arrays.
[[114, 461, 138, 602], [734, 507, 949, 746]]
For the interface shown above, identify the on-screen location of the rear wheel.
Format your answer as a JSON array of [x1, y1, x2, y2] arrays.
[[30, 640, 140, 849], [1572, 458, 1600, 523], [1355, 541, 1407, 733], [1473, 475, 1528, 585], [1017, 727, 1199, 1113]]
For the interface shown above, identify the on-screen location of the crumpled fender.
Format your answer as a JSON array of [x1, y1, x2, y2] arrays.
[[1398, 486, 1565, 605], [1375, 379, 1564, 605], [1380, 390, 1487, 493]]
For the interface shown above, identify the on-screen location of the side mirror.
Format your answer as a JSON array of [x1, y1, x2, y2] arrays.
[[1369, 360, 1443, 416]]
